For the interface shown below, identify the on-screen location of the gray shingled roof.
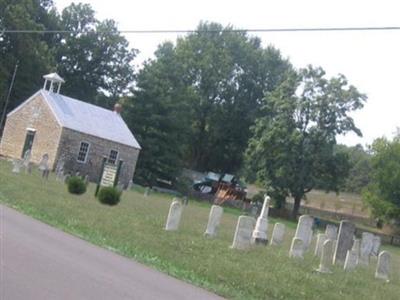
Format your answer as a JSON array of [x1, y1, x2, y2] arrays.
[[41, 90, 141, 149]]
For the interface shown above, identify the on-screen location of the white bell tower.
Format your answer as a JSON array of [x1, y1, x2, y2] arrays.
[[43, 73, 65, 93]]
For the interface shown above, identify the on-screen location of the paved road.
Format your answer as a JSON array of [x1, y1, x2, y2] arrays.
[[0, 205, 224, 300]]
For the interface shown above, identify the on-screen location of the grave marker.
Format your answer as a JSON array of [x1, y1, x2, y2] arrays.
[[316, 239, 334, 273], [375, 251, 390, 281], [165, 199, 183, 231], [333, 220, 355, 264], [270, 223, 286, 246], [325, 224, 338, 240], [204, 205, 223, 237], [314, 233, 328, 257], [231, 216, 256, 250], [289, 237, 305, 259], [359, 232, 374, 266], [252, 195, 271, 245], [294, 215, 314, 250]]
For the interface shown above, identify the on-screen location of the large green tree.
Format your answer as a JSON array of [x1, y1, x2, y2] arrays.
[[55, 3, 137, 107], [128, 22, 292, 185], [176, 22, 291, 172], [124, 42, 191, 186], [363, 136, 400, 224], [245, 66, 366, 217], [0, 0, 58, 125]]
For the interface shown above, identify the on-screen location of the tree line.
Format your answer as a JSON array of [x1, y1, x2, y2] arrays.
[[3, 1, 396, 220]]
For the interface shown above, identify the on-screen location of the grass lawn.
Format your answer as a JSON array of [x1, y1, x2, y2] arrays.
[[1, 159, 399, 300]]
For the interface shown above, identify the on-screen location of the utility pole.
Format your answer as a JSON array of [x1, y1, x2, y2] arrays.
[[0, 62, 18, 136]]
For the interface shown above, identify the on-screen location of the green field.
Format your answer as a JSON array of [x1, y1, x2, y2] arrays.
[[0, 159, 399, 300]]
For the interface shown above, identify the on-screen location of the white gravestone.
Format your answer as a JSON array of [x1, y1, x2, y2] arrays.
[[165, 199, 183, 231], [22, 149, 31, 172], [316, 239, 334, 273], [270, 223, 286, 246], [55, 159, 65, 181], [231, 216, 256, 250], [371, 235, 381, 256], [204, 205, 223, 237], [325, 224, 338, 240], [375, 251, 391, 281], [344, 249, 358, 271], [12, 159, 22, 173], [38, 154, 50, 179], [359, 232, 374, 265], [252, 195, 271, 245], [289, 237, 305, 259], [352, 238, 360, 254], [294, 215, 314, 251], [314, 233, 328, 257], [333, 220, 355, 264]]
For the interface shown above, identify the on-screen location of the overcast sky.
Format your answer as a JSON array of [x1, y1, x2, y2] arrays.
[[55, 0, 400, 147]]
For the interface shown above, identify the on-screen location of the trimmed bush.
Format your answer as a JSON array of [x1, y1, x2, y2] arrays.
[[97, 187, 121, 206], [67, 176, 87, 195]]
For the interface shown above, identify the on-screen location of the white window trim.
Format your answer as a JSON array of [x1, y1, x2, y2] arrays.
[[77, 141, 91, 164], [108, 149, 119, 164]]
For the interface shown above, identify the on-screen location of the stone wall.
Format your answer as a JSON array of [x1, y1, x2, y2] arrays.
[[57, 128, 140, 187], [0, 92, 62, 168]]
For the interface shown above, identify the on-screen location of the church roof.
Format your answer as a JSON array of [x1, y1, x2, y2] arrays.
[[39, 90, 140, 149]]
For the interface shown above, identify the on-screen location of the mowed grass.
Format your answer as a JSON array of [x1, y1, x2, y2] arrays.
[[1, 159, 400, 300]]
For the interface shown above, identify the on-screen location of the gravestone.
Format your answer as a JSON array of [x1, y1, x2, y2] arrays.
[[252, 195, 271, 245], [12, 159, 22, 173], [325, 224, 338, 240], [359, 232, 374, 265], [22, 149, 31, 173], [352, 238, 360, 254], [231, 216, 256, 250], [316, 239, 334, 273], [344, 250, 358, 271], [204, 205, 223, 237], [371, 235, 381, 256], [165, 199, 183, 231], [289, 237, 305, 259], [294, 215, 314, 250], [144, 187, 150, 197], [55, 159, 65, 181], [270, 223, 286, 246], [333, 220, 355, 264], [375, 251, 390, 281], [314, 233, 328, 257], [84, 174, 90, 185], [38, 154, 50, 179]]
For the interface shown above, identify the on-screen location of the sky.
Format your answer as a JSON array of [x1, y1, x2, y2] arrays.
[[55, 0, 400, 147]]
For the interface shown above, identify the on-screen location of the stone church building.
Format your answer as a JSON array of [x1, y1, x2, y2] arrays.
[[0, 73, 141, 187]]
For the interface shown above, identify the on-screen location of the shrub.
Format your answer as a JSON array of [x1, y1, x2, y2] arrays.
[[97, 187, 121, 206], [67, 176, 87, 195]]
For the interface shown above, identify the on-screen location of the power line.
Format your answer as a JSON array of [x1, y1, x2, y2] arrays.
[[2, 26, 400, 34]]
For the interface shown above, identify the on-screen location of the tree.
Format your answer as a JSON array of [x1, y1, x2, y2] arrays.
[[124, 42, 191, 186], [363, 136, 400, 223], [55, 3, 137, 108], [126, 22, 292, 186], [176, 22, 291, 172], [335, 144, 372, 193], [0, 0, 58, 124], [245, 66, 366, 218]]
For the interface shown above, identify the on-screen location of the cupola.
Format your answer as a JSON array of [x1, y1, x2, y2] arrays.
[[43, 73, 65, 93]]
